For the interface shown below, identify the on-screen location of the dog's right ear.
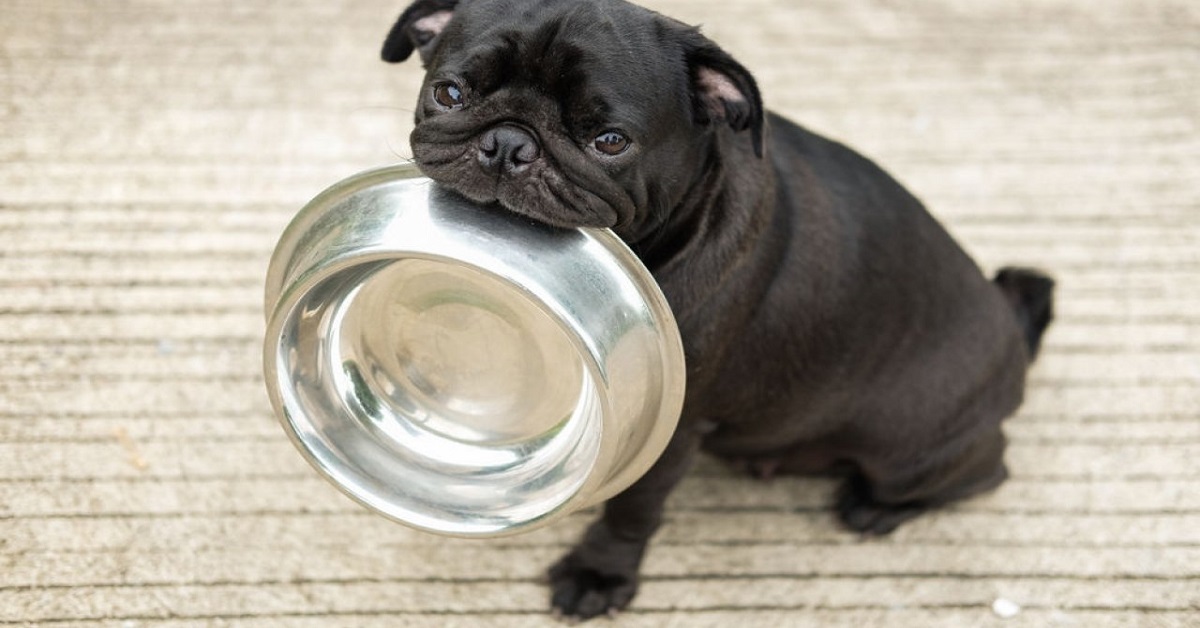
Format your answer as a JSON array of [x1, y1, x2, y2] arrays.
[[674, 26, 765, 158], [381, 0, 460, 64]]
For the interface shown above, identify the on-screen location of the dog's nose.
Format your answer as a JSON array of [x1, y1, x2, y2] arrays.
[[478, 125, 541, 174]]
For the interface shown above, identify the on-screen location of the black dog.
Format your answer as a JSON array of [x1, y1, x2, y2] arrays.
[[382, 0, 1054, 619]]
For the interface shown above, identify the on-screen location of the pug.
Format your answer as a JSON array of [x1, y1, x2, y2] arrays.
[[381, 0, 1054, 620]]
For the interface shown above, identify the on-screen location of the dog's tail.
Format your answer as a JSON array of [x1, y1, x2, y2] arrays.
[[993, 267, 1055, 361]]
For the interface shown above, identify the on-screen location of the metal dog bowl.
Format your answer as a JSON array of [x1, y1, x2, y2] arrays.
[[262, 165, 685, 537]]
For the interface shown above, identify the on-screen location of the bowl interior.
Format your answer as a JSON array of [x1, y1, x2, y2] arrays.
[[272, 255, 607, 536]]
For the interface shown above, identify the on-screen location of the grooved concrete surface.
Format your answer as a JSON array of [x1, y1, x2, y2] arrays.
[[2, 0, 1198, 626]]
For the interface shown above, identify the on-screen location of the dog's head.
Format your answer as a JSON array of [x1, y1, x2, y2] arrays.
[[382, 0, 763, 237]]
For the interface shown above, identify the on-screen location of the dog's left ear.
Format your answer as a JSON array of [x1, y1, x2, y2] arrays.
[[681, 30, 765, 158], [382, 0, 459, 64]]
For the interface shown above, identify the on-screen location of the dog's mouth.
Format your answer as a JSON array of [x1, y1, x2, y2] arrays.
[[410, 123, 635, 231]]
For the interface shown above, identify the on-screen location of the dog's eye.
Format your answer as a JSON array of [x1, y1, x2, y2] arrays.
[[593, 131, 630, 156], [432, 82, 464, 109]]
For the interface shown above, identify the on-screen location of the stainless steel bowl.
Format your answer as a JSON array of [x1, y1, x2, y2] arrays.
[[262, 165, 685, 537]]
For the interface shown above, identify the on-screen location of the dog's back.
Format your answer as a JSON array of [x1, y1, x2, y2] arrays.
[[696, 112, 1054, 533]]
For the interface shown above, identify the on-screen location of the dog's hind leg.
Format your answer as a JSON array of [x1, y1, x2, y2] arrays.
[[835, 426, 1009, 535]]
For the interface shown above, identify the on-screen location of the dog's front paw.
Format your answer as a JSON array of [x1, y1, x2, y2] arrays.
[[547, 551, 639, 621]]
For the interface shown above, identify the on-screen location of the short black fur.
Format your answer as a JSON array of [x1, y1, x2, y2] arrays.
[[381, 0, 1054, 620]]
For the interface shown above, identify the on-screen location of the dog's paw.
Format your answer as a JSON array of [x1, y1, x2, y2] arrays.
[[835, 475, 925, 536], [547, 551, 638, 621]]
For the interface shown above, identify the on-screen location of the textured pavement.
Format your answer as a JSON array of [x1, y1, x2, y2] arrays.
[[1, 0, 1198, 626]]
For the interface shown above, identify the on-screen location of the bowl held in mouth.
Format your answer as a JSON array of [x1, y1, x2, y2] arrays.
[[262, 164, 685, 537]]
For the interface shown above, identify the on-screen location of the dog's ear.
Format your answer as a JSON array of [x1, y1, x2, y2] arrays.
[[382, 0, 460, 64], [680, 29, 765, 158]]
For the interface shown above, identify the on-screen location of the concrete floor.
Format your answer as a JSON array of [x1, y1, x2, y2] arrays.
[[1, 0, 1197, 625]]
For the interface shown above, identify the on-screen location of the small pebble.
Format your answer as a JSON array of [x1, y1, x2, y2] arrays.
[[992, 597, 1021, 619]]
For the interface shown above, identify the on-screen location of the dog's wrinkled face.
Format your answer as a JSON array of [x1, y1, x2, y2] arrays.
[[383, 0, 763, 237]]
